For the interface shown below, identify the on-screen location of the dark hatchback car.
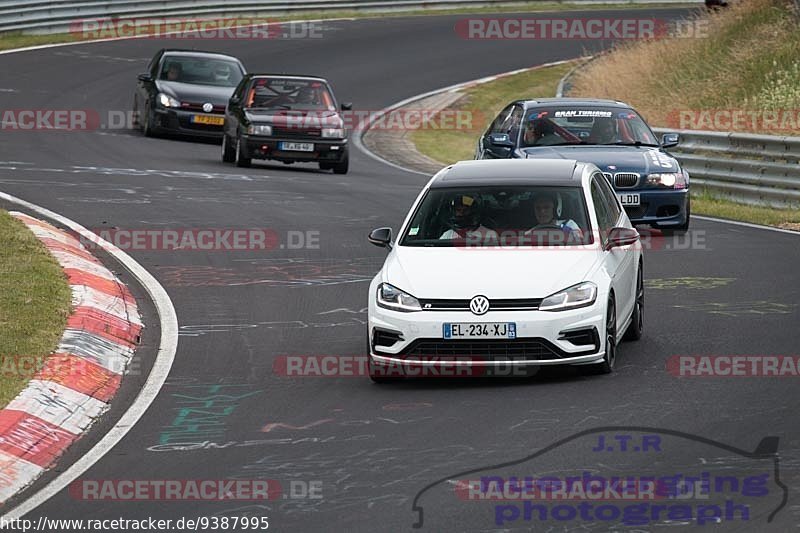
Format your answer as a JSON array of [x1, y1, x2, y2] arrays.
[[476, 98, 689, 233], [134, 49, 246, 138], [222, 74, 351, 173]]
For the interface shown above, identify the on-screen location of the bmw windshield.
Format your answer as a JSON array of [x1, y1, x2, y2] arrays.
[[521, 107, 658, 147], [400, 186, 594, 247]]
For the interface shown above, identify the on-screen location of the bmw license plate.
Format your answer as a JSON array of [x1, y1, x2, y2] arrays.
[[191, 114, 224, 126], [617, 193, 640, 206], [443, 323, 516, 339], [279, 141, 314, 152]]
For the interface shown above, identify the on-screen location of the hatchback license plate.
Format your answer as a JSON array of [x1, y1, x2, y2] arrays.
[[443, 323, 516, 339], [279, 142, 314, 152], [191, 114, 224, 126]]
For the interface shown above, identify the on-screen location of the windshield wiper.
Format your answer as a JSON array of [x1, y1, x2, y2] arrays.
[[600, 141, 660, 147], [248, 105, 292, 110]]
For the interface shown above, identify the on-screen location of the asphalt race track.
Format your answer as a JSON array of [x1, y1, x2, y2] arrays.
[[2, 8, 800, 531]]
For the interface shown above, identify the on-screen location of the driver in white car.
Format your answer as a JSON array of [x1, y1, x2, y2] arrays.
[[529, 192, 580, 232], [439, 194, 498, 244]]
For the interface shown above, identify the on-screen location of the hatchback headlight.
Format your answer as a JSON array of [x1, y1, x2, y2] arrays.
[[539, 282, 597, 311], [321, 128, 345, 138], [247, 124, 272, 136], [647, 172, 686, 189], [157, 93, 180, 108], [377, 283, 421, 312]]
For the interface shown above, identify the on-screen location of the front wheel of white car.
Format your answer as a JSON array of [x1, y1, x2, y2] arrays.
[[624, 263, 644, 341], [586, 298, 616, 375]]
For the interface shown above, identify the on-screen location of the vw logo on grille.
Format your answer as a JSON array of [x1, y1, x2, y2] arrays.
[[202, 102, 213, 112], [469, 295, 490, 316]]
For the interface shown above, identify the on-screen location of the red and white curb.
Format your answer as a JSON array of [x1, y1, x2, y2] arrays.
[[0, 212, 142, 503]]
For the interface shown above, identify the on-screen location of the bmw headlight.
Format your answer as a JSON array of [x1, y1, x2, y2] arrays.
[[247, 124, 273, 136], [157, 93, 180, 108], [647, 172, 686, 189], [321, 128, 345, 138], [377, 283, 421, 312], [539, 282, 597, 311]]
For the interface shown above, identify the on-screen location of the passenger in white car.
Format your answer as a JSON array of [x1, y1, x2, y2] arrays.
[[439, 194, 498, 243]]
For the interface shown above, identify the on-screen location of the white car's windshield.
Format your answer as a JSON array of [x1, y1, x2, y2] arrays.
[[400, 186, 594, 247]]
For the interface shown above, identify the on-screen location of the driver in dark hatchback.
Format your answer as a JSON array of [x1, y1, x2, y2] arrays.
[[222, 74, 352, 174], [477, 98, 690, 233]]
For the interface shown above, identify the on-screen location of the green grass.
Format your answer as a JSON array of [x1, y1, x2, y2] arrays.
[[0, 210, 72, 407], [692, 190, 800, 229], [0, 3, 697, 52], [569, 0, 800, 135], [412, 61, 574, 164]]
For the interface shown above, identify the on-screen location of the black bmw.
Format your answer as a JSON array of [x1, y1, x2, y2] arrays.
[[133, 49, 246, 138], [222, 74, 351, 173], [476, 98, 690, 233]]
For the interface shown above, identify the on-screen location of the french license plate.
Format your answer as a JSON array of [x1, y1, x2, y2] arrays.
[[618, 193, 641, 206], [279, 141, 314, 152], [443, 323, 516, 339], [191, 114, 224, 126]]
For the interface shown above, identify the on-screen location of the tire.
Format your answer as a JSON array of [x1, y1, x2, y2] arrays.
[[235, 137, 251, 168], [586, 298, 616, 375], [332, 153, 349, 175], [319, 162, 333, 171], [132, 96, 140, 128], [141, 102, 157, 138], [221, 134, 236, 163], [367, 335, 401, 383], [623, 263, 644, 341]]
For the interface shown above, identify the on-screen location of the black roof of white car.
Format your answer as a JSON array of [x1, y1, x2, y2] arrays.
[[430, 159, 583, 188]]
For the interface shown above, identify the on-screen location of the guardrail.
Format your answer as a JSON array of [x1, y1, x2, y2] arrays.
[[652, 128, 800, 207], [0, 0, 702, 35]]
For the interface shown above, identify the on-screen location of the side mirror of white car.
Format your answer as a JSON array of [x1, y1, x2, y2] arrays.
[[605, 227, 639, 251], [368, 227, 393, 249]]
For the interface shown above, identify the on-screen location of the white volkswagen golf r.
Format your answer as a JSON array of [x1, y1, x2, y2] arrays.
[[366, 159, 643, 382]]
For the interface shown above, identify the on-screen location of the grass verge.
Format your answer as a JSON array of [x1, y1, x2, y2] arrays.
[[569, 0, 800, 135], [412, 61, 575, 163], [0, 3, 698, 52], [692, 190, 800, 230], [0, 210, 72, 407]]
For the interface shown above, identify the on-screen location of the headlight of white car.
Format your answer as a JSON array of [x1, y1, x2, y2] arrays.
[[157, 93, 180, 108], [247, 124, 272, 136], [377, 283, 422, 312], [321, 128, 345, 138], [539, 282, 597, 311]]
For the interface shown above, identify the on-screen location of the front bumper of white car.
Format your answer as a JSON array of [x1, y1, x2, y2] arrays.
[[367, 297, 607, 369]]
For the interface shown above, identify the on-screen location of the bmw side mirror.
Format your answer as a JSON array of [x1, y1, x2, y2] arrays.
[[341, 102, 353, 111], [368, 227, 392, 249], [137, 73, 152, 83], [488, 133, 514, 147], [605, 227, 640, 251], [661, 132, 680, 149]]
